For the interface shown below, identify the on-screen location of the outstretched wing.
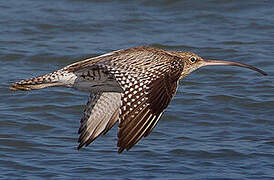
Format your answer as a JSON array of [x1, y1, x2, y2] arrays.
[[78, 92, 121, 149], [111, 48, 184, 153], [69, 46, 184, 152], [117, 72, 180, 153]]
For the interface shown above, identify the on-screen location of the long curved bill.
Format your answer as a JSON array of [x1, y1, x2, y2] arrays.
[[203, 59, 267, 76]]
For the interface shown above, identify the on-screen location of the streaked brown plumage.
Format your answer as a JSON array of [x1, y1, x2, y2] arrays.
[[10, 46, 267, 153]]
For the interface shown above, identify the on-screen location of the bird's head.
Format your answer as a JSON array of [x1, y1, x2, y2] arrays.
[[175, 52, 267, 79]]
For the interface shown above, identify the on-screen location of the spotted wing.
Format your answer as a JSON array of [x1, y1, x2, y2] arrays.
[[67, 46, 184, 152], [78, 92, 121, 149], [117, 73, 180, 153]]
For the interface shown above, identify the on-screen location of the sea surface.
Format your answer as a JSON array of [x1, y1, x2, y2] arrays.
[[0, 0, 273, 179]]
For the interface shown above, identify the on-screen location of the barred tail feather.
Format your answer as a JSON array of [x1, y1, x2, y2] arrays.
[[10, 70, 77, 91]]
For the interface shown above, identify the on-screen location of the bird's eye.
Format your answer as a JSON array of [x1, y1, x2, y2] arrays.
[[189, 57, 197, 63]]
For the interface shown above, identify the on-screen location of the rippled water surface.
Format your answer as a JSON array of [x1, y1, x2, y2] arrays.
[[1, 0, 274, 179]]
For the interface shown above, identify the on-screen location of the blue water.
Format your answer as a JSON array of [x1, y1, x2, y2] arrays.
[[1, 0, 273, 179]]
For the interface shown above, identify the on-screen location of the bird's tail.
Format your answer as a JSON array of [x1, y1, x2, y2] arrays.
[[10, 70, 76, 91]]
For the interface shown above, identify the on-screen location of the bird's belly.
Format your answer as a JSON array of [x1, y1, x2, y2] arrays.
[[73, 79, 123, 92], [72, 66, 124, 92]]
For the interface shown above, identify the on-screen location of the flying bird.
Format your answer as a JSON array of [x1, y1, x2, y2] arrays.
[[10, 46, 267, 153]]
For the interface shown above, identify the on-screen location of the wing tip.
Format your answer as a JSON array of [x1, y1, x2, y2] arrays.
[[118, 148, 123, 154], [77, 143, 84, 150]]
